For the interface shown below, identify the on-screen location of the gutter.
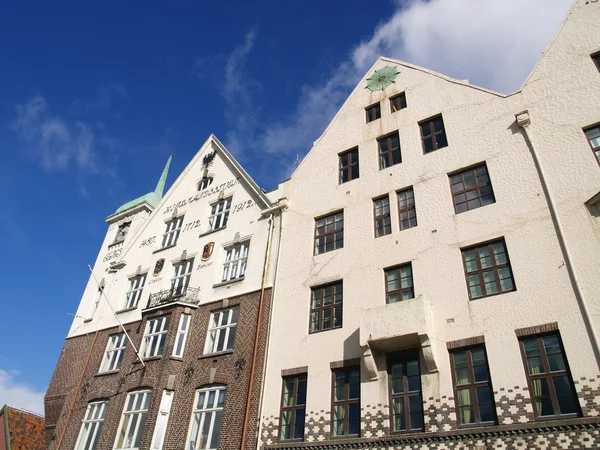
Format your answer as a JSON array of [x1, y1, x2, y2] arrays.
[[516, 111, 600, 369], [2, 405, 11, 450]]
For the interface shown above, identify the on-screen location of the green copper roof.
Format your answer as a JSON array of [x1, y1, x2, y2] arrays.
[[114, 154, 172, 214]]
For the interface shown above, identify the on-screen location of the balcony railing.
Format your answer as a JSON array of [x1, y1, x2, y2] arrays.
[[146, 286, 200, 309]]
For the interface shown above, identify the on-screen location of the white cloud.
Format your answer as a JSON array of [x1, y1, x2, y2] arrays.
[[10, 96, 99, 172], [255, 0, 571, 161], [0, 369, 45, 416]]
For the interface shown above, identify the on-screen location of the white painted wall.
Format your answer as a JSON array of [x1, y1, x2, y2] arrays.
[[69, 136, 280, 338], [260, 0, 600, 441]]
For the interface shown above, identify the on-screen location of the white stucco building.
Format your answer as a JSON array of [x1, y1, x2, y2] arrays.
[[258, 1, 600, 448]]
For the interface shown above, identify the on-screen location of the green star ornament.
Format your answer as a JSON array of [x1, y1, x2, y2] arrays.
[[366, 66, 401, 91]]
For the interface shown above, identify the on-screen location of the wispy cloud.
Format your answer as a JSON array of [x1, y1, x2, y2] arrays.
[[72, 84, 127, 115], [0, 369, 45, 416], [212, 0, 570, 185], [10, 96, 101, 172]]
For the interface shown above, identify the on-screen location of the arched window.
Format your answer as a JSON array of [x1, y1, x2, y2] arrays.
[[198, 177, 214, 191], [115, 389, 152, 449], [74, 400, 108, 450], [186, 385, 226, 449]]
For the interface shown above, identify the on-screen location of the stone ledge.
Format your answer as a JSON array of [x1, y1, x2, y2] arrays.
[[515, 322, 558, 337], [446, 335, 485, 349]]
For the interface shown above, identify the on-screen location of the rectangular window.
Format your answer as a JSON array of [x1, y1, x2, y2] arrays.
[[419, 115, 448, 153], [450, 346, 497, 426], [115, 390, 152, 450], [397, 188, 417, 230], [209, 198, 231, 231], [374, 196, 391, 237], [99, 334, 127, 373], [519, 333, 580, 419], [310, 282, 342, 333], [388, 351, 423, 432], [591, 52, 600, 72], [172, 314, 191, 358], [222, 242, 249, 282], [461, 239, 515, 299], [162, 216, 183, 248], [450, 164, 495, 214], [187, 386, 226, 450], [584, 126, 600, 165], [385, 264, 414, 303], [205, 307, 239, 354], [331, 367, 360, 436], [171, 258, 194, 296], [365, 103, 381, 123], [314, 211, 344, 255], [390, 92, 407, 112], [74, 401, 108, 450], [124, 274, 147, 309], [150, 390, 174, 450], [142, 316, 170, 359], [279, 374, 307, 441], [339, 148, 359, 183], [114, 222, 131, 245], [378, 132, 402, 169]]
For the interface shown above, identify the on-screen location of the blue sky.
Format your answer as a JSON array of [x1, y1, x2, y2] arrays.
[[0, 0, 572, 414]]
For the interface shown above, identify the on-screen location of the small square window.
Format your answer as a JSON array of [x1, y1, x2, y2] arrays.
[[339, 149, 359, 183], [365, 103, 381, 123], [397, 188, 417, 230], [378, 132, 402, 169], [390, 92, 407, 113], [450, 164, 496, 214], [310, 281, 343, 333], [584, 126, 600, 165], [373, 196, 391, 238], [419, 115, 448, 153], [314, 211, 344, 255], [385, 263, 414, 303], [591, 52, 600, 72], [461, 239, 515, 299]]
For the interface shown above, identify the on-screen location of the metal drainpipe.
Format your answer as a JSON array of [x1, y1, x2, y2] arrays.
[[516, 111, 600, 369], [240, 213, 275, 450], [55, 329, 99, 450]]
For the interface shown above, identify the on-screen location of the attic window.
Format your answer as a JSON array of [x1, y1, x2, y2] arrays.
[[198, 177, 214, 191], [365, 103, 381, 123], [390, 92, 407, 112]]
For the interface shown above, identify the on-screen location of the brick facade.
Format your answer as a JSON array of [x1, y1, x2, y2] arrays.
[[0, 406, 46, 450], [45, 287, 272, 450]]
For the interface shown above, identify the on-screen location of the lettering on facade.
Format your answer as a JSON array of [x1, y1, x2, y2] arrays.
[[103, 248, 122, 262], [182, 220, 202, 233], [162, 178, 239, 215], [139, 236, 156, 248], [231, 199, 253, 214], [148, 277, 163, 285], [197, 261, 213, 270]]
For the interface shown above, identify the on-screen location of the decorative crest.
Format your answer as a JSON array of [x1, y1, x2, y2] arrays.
[[202, 242, 215, 261], [202, 150, 217, 169], [366, 66, 400, 91]]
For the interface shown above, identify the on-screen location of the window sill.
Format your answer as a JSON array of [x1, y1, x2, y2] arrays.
[[133, 355, 163, 364], [468, 289, 516, 302], [308, 325, 343, 335], [83, 318, 93, 323], [152, 243, 177, 254], [115, 306, 137, 314], [198, 226, 227, 238], [213, 277, 245, 288], [199, 350, 234, 360], [95, 370, 120, 377], [169, 356, 184, 362]]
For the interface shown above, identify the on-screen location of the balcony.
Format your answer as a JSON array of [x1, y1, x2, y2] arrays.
[[145, 286, 200, 310], [359, 295, 437, 379]]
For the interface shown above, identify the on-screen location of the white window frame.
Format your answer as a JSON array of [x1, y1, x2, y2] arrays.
[[100, 334, 127, 373], [150, 390, 174, 450], [162, 216, 184, 248], [172, 314, 191, 358], [221, 242, 249, 282], [114, 390, 152, 450], [171, 258, 194, 296], [186, 385, 226, 450], [141, 316, 170, 359], [204, 308, 239, 355], [74, 400, 108, 450], [209, 198, 231, 231], [124, 274, 147, 309]]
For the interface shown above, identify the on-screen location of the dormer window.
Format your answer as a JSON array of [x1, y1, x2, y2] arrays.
[[198, 176, 214, 191]]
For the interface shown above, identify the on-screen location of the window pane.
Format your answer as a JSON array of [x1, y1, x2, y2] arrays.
[[392, 397, 405, 431]]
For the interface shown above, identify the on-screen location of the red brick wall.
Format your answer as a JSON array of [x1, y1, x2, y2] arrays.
[[45, 288, 272, 450], [5, 407, 45, 450], [0, 409, 6, 450]]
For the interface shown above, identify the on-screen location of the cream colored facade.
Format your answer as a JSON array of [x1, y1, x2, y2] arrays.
[[259, 0, 600, 448]]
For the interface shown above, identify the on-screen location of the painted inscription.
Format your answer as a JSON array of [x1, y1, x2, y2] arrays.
[[231, 199, 253, 214], [197, 261, 213, 270], [182, 220, 202, 233], [139, 236, 156, 248], [103, 248, 122, 262], [148, 277, 163, 285], [162, 178, 239, 215]]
